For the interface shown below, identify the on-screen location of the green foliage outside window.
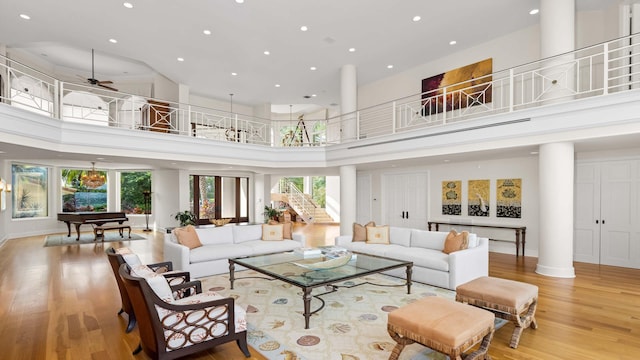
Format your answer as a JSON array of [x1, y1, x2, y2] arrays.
[[12, 163, 48, 218], [121, 171, 152, 214]]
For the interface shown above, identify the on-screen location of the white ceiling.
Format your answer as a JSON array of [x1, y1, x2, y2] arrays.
[[0, 0, 566, 110]]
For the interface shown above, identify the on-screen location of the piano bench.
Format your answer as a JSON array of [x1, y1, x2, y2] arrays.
[[94, 224, 132, 241]]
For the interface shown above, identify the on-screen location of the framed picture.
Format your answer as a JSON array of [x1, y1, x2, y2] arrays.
[[442, 180, 462, 215], [497, 178, 522, 218], [468, 179, 490, 217]]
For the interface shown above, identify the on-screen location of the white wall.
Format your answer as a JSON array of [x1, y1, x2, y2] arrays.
[[325, 175, 340, 222], [189, 94, 254, 117]]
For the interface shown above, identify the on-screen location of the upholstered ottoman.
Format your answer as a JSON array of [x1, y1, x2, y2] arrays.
[[387, 296, 495, 360], [456, 276, 538, 348]]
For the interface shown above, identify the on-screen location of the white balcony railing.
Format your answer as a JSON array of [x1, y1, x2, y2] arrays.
[[2, 33, 640, 146]]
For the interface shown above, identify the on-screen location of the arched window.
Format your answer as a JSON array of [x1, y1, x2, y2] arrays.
[[10, 74, 54, 116], [62, 92, 109, 125]]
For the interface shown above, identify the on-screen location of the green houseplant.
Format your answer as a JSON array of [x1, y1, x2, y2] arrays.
[[174, 210, 196, 226], [263, 205, 281, 223]]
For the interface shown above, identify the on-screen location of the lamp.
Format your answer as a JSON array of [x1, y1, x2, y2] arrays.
[[81, 162, 106, 188], [142, 190, 152, 232]]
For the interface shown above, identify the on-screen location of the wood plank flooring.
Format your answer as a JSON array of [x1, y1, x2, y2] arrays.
[[0, 224, 638, 359]]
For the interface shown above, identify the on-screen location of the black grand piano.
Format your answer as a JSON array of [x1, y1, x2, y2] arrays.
[[57, 212, 129, 240]]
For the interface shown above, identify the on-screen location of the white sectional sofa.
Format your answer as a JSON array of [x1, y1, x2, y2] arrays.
[[335, 227, 488, 290], [164, 224, 305, 278]]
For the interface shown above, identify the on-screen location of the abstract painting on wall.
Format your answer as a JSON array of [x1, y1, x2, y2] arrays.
[[442, 180, 462, 215], [468, 179, 490, 217], [421, 58, 493, 115], [497, 178, 522, 218]]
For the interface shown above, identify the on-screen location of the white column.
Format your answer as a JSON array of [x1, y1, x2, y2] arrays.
[[340, 165, 357, 235], [340, 64, 357, 142], [178, 83, 190, 133], [540, 0, 576, 102], [254, 174, 270, 223], [536, 142, 575, 278]]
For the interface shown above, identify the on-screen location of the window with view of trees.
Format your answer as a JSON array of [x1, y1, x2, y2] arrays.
[[120, 171, 152, 214], [61, 167, 107, 212], [12, 163, 48, 218], [189, 175, 249, 225]]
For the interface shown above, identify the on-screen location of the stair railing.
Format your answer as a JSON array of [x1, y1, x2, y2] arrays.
[[278, 179, 315, 223]]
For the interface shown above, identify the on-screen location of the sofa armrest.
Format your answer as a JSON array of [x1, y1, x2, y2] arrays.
[[163, 234, 190, 271], [335, 235, 353, 247], [448, 237, 489, 289], [293, 233, 306, 247]]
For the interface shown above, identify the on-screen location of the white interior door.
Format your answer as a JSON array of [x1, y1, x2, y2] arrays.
[[574, 163, 601, 264], [383, 172, 428, 228], [356, 174, 372, 224], [599, 161, 639, 268], [383, 174, 405, 227]]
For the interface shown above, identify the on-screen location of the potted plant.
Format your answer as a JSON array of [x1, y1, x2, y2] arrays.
[[263, 205, 281, 223], [174, 210, 196, 226]]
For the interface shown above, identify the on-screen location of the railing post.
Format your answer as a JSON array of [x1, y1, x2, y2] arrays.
[[234, 114, 239, 142], [54, 80, 61, 119], [509, 68, 514, 112], [603, 42, 609, 95], [356, 111, 360, 140], [130, 97, 136, 129], [392, 101, 397, 134], [442, 88, 447, 124], [187, 105, 192, 136]]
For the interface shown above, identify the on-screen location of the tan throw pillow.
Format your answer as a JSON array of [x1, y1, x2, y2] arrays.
[[262, 224, 284, 241], [174, 225, 202, 249], [443, 229, 469, 254], [366, 225, 390, 244], [282, 222, 293, 240], [353, 221, 376, 242]]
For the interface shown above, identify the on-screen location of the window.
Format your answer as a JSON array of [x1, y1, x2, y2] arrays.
[[190, 175, 249, 225], [61, 167, 108, 212], [12, 164, 48, 218], [120, 171, 152, 214]]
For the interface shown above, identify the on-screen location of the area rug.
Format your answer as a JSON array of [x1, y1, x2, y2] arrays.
[[201, 272, 505, 360], [44, 232, 147, 247]]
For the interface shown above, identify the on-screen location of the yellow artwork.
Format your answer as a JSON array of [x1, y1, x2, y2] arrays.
[[468, 180, 490, 217], [441, 180, 461, 215], [497, 178, 522, 218]]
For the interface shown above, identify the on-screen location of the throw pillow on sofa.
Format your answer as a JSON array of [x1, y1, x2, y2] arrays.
[[366, 225, 390, 244], [267, 220, 293, 239], [353, 221, 375, 241], [174, 225, 202, 249], [262, 224, 284, 241], [443, 229, 469, 254]]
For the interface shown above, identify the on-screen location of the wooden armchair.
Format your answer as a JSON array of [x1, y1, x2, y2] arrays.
[[106, 247, 190, 333], [119, 263, 250, 359]]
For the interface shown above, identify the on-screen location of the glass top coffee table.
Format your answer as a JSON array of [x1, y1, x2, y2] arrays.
[[229, 251, 413, 329]]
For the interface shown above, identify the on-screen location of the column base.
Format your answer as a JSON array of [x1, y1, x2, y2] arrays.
[[535, 263, 575, 278]]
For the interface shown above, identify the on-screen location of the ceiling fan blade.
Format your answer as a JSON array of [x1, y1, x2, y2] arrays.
[[98, 83, 119, 92], [98, 80, 113, 85]]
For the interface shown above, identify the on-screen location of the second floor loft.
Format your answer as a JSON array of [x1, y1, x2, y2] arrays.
[[2, 33, 640, 171]]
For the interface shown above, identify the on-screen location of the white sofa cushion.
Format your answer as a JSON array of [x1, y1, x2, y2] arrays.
[[233, 224, 263, 244], [389, 227, 412, 247], [190, 243, 250, 263], [467, 233, 479, 248], [195, 226, 234, 246], [410, 229, 447, 250], [240, 239, 301, 255]]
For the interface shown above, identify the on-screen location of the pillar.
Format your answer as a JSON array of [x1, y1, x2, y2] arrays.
[[254, 174, 270, 223], [340, 64, 357, 142], [536, 142, 575, 278], [540, 0, 575, 102], [340, 165, 357, 235]]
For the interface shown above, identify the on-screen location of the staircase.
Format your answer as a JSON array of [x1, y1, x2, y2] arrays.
[[310, 207, 335, 223], [272, 180, 336, 224]]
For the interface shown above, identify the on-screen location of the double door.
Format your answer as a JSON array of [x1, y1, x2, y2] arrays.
[[574, 160, 640, 268], [383, 172, 428, 229]]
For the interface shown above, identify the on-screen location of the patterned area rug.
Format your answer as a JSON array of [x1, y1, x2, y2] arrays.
[[201, 271, 505, 360], [44, 232, 147, 247]]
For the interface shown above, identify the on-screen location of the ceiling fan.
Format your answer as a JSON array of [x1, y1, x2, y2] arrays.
[[85, 49, 118, 91]]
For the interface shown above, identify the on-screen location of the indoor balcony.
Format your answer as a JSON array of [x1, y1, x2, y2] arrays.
[[2, 33, 640, 156]]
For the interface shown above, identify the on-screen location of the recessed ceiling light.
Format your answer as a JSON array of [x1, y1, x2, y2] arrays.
[[530, 151, 539, 155], [444, 159, 450, 163], [109, 38, 118, 43], [310, 66, 317, 71], [123, 2, 133, 9], [449, 40, 457, 45], [348, 47, 356, 52], [203, 29, 211, 35], [275, 84, 281, 88], [311, 94, 317, 97], [529, 9, 539, 15], [235, 0, 244, 3], [177, 57, 184, 62], [231, 72, 238, 76], [263, 50, 270, 55], [19, 14, 30, 20], [300, 25, 308, 31], [387, 65, 394, 69], [412, 15, 421, 22]]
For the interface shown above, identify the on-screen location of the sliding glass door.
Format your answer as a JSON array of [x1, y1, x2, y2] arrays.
[[190, 175, 248, 225]]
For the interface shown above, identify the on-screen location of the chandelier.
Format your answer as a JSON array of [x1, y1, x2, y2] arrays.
[[81, 162, 106, 188]]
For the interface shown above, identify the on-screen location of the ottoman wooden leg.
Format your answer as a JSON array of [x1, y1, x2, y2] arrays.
[[387, 328, 415, 360], [510, 298, 538, 348], [464, 328, 494, 360]]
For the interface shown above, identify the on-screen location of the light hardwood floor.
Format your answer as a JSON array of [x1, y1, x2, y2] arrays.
[[0, 224, 638, 359]]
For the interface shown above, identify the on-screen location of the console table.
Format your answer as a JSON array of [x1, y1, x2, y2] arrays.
[[428, 221, 527, 256]]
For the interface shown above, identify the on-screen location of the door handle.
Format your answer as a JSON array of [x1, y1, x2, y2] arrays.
[[401, 211, 405, 219], [596, 220, 599, 224], [406, 211, 409, 219], [602, 219, 605, 224]]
